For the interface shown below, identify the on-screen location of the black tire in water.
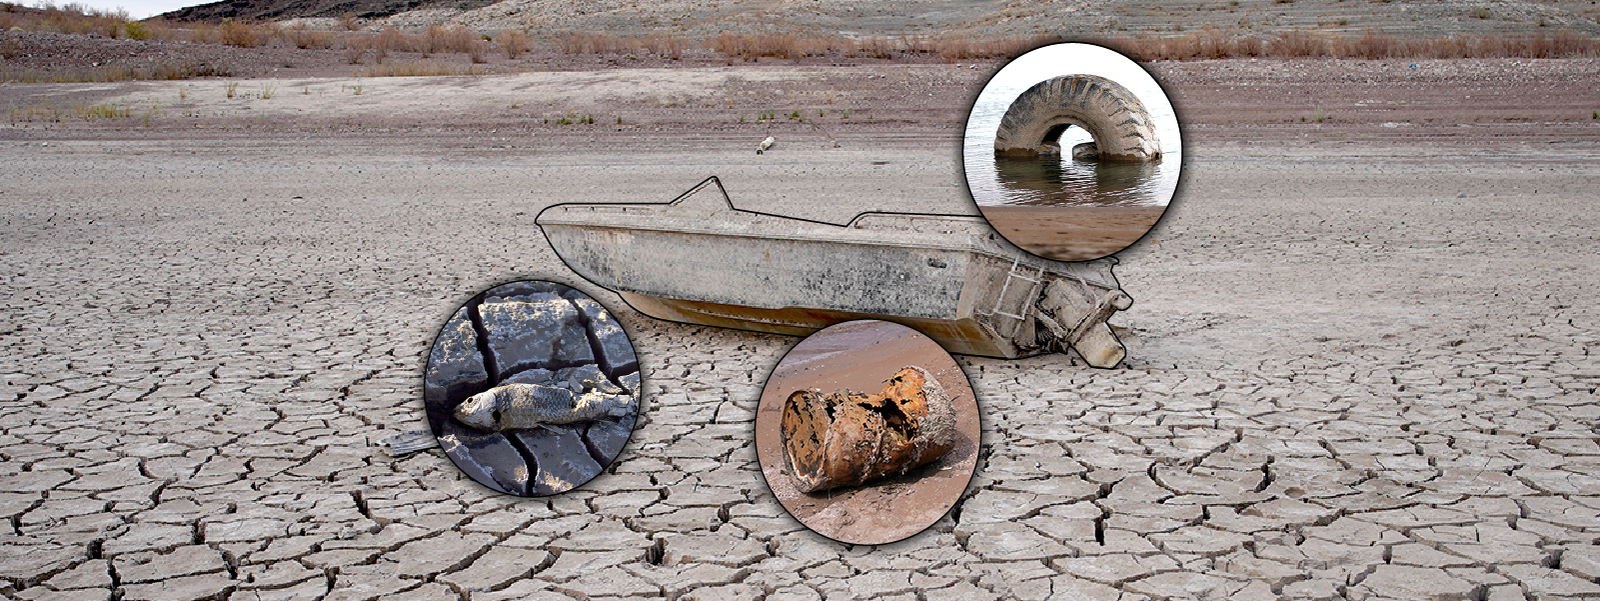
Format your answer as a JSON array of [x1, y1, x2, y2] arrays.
[[993, 74, 1161, 162]]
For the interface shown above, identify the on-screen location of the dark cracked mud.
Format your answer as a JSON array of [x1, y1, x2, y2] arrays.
[[424, 280, 641, 497]]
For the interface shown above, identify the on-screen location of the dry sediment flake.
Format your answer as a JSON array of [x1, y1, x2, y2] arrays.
[[424, 280, 642, 496]]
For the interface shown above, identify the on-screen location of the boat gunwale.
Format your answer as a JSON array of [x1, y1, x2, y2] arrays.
[[536, 175, 1121, 286]]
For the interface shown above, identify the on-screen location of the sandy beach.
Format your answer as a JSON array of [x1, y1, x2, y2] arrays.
[[2, 56, 1598, 600]]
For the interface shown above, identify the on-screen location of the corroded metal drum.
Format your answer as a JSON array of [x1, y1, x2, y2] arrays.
[[780, 366, 956, 493]]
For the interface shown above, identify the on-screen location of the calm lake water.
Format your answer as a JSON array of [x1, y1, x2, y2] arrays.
[[963, 70, 1182, 209]]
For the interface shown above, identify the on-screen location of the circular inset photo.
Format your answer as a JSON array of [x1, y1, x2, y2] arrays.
[[755, 320, 980, 545], [963, 42, 1182, 262], [423, 280, 641, 496]]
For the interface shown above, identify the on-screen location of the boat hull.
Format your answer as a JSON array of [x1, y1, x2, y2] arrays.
[[537, 177, 1132, 366], [618, 292, 1024, 357]]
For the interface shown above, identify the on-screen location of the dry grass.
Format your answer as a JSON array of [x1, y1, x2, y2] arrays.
[[639, 34, 684, 60], [559, 32, 624, 54], [343, 37, 367, 64], [555, 32, 691, 59], [533, 29, 1600, 61], [1092, 29, 1599, 60], [932, 35, 1058, 60], [424, 25, 477, 54], [356, 61, 484, 77], [0, 1, 126, 36], [703, 32, 1066, 62], [0, 60, 232, 82], [2, 11, 1594, 80], [8, 102, 130, 122], [1269, 30, 1330, 57], [373, 26, 409, 57], [285, 23, 334, 49], [713, 32, 845, 60], [497, 29, 529, 59], [219, 19, 268, 48], [332, 26, 492, 64]]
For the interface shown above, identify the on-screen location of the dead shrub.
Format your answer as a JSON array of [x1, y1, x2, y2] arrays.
[[426, 25, 477, 54], [561, 31, 622, 54], [975, 31, 1600, 61], [934, 35, 1049, 61], [1187, 28, 1233, 59], [498, 29, 529, 58], [5, 2, 126, 36], [899, 34, 935, 56], [1268, 30, 1327, 57], [1, 60, 231, 83], [1230, 35, 1264, 57], [467, 39, 487, 63], [713, 32, 833, 60], [1412, 35, 1472, 58], [287, 23, 334, 49], [359, 61, 481, 77], [188, 22, 220, 44], [1479, 32, 1593, 58], [639, 34, 683, 59], [848, 36, 897, 59], [1089, 36, 1152, 61], [372, 27, 414, 60], [220, 19, 260, 48], [344, 37, 367, 64], [1332, 30, 1398, 58], [1550, 29, 1599, 57]]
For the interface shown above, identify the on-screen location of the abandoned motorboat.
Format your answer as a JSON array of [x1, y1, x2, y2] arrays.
[[535, 176, 1134, 367]]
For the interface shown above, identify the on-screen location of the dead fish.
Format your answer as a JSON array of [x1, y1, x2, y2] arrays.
[[455, 383, 633, 432]]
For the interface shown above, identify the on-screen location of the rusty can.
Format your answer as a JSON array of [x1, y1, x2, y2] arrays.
[[780, 365, 957, 493]]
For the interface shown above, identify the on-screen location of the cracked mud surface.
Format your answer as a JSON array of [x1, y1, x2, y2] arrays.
[[2, 61, 1599, 600]]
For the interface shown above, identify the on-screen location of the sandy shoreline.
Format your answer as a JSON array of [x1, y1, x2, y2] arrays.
[[979, 204, 1167, 261]]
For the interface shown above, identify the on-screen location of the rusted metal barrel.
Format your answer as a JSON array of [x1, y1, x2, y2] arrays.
[[780, 366, 956, 493]]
